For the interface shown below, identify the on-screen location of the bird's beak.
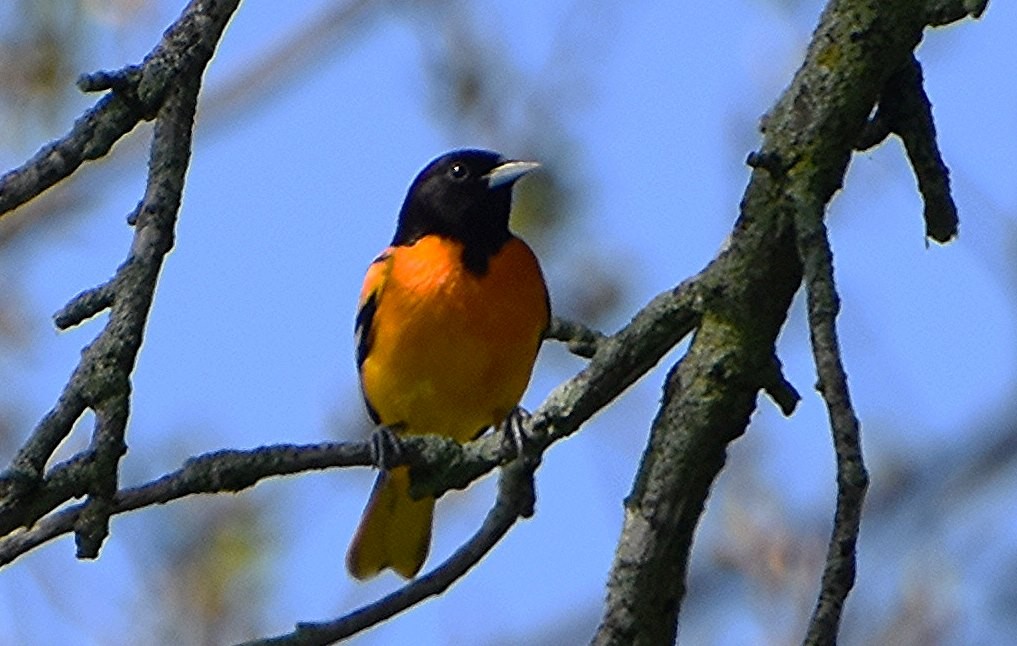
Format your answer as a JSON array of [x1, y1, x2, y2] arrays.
[[485, 160, 541, 189]]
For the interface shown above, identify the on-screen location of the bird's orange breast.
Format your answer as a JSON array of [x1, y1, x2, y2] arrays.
[[358, 235, 548, 441]]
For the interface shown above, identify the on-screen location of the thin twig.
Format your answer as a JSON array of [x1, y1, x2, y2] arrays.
[[761, 354, 802, 416], [53, 280, 116, 329], [795, 196, 869, 646], [888, 56, 958, 243], [857, 55, 958, 242], [545, 315, 606, 358]]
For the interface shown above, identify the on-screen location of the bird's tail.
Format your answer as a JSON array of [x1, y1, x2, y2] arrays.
[[346, 466, 434, 580]]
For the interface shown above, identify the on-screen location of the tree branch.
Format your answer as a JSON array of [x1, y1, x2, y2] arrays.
[[0, 442, 370, 566], [53, 280, 116, 329], [593, 1, 977, 643], [593, 178, 803, 646], [795, 193, 869, 646], [545, 316, 607, 358], [242, 451, 540, 646], [0, 275, 702, 567], [0, 0, 984, 643], [0, 0, 241, 219], [0, 268, 706, 640], [0, 0, 241, 549], [924, 0, 988, 26], [856, 55, 958, 242]]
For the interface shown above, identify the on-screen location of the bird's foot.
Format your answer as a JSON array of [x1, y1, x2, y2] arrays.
[[500, 407, 539, 464], [368, 424, 405, 470]]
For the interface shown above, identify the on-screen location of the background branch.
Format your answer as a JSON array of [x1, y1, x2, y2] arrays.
[[0, 0, 241, 218]]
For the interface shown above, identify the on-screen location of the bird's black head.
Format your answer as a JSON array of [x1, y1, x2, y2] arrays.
[[392, 149, 540, 273]]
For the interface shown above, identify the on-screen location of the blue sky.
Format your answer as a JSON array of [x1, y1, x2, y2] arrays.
[[2, 1, 1016, 644]]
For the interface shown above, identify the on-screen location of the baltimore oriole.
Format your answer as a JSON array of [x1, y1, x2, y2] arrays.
[[346, 149, 549, 580]]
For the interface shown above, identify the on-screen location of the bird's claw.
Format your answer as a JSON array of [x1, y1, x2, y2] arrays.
[[500, 407, 538, 464], [369, 424, 405, 470]]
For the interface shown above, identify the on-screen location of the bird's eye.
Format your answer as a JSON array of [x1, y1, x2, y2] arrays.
[[448, 162, 470, 181]]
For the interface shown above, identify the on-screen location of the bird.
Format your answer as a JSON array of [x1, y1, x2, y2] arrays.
[[346, 149, 550, 580]]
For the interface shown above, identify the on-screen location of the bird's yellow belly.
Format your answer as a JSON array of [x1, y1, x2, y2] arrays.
[[360, 237, 548, 441]]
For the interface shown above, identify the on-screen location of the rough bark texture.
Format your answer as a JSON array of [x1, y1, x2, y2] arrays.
[[592, 1, 980, 644]]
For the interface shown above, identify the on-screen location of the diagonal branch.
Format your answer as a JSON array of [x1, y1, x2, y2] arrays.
[[241, 452, 540, 646], [0, 272, 706, 641], [53, 280, 116, 329], [0, 0, 382, 255], [73, 63, 210, 559]]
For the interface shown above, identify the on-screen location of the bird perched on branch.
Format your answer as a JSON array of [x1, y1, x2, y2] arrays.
[[347, 149, 549, 580]]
